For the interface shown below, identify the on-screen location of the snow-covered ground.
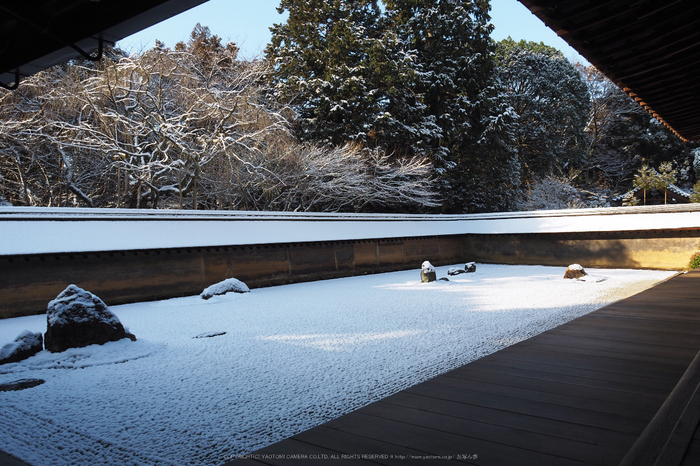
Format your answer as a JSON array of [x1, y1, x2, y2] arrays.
[[0, 264, 676, 466]]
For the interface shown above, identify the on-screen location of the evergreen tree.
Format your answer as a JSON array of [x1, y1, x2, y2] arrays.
[[579, 65, 698, 194], [386, 0, 517, 212], [690, 180, 700, 203], [266, 0, 381, 146], [459, 86, 520, 212], [266, 0, 440, 157], [578, 65, 639, 191], [496, 38, 590, 187], [633, 165, 665, 205], [175, 24, 239, 85], [365, 22, 441, 157], [267, 0, 519, 212]]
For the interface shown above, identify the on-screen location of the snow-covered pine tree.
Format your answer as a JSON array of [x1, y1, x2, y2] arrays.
[[496, 39, 590, 187], [364, 22, 442, 157], [266, 0, 440, 158], [386, 0, 517, 212], [458, 82, 521, 212], [266, 0, 385, 146], [267, 0, 522, 212]]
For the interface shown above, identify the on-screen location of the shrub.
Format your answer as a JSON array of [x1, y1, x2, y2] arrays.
[[689, 251, 700, 270], [690, 180, 700, 203], [516, 176, 585, 211]]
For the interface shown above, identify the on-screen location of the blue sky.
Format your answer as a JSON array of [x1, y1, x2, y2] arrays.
[[118, 0, 587, 63]]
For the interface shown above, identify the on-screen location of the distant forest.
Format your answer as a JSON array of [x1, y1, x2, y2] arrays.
[[1, 0, 698, 213]]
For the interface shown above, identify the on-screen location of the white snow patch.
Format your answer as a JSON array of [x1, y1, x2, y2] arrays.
[[0, 264, 676, 465], [258, 330, 423, 352]]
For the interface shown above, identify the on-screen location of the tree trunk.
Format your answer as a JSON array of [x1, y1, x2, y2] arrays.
[[193, 175, 198, 210], [15, 161, 32, 206], [178, 170, 183, 210], [116, 167, 121, 208], [124, 172, 129, 207]]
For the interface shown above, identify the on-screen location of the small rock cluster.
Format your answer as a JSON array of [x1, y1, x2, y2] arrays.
[[422, 261, 477, 282], [3, 277, 253, 366], [0, 284, 136, 365], [448, 262, 477, 276]]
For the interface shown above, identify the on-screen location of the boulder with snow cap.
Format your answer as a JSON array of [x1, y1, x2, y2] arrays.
[[201, 277, 250, 300], [465, 262, 477, 273], [44, 285, 135, 353], [564, 264, 588, 279], [448, 267, 466, 276], [421, 261, 436, 283], [0, 331, 43, 365]]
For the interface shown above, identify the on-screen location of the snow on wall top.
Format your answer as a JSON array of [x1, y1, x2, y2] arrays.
[[1, 205, 700, 256]]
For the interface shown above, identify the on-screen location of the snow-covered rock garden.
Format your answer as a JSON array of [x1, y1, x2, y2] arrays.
[[0, 264, 676, 465]]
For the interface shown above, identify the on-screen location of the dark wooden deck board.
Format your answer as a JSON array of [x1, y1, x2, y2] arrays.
[[499, 345, 690, 376], [226, 271, 700, 465], [355, 400, 618, 464], [323, 413, 587, 466], [403, 380, 650, 434], [439, 366, 666, 409], [291, 427, 432, 465], [377, 390, 638, 448], [470, 357, 678, 391], [429, 374, 657, 420]]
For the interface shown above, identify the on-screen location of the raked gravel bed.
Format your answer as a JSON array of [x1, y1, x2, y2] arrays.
[[0, 264, 676, 465]]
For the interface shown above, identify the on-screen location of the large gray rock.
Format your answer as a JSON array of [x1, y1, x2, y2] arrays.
[[0, 331, 43, 365], [44, 285, 135, 353], [421, 261, 437, 283]]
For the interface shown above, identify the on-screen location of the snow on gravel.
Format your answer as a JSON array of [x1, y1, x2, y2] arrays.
[[0, 264, 676, 466]]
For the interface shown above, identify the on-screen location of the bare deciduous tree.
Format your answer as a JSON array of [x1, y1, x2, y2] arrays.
[[1, 33, 439, 213], [269, 143, 439, 212]]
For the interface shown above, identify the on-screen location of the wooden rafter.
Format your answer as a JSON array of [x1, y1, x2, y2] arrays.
[[518, 0, 700, 141]]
